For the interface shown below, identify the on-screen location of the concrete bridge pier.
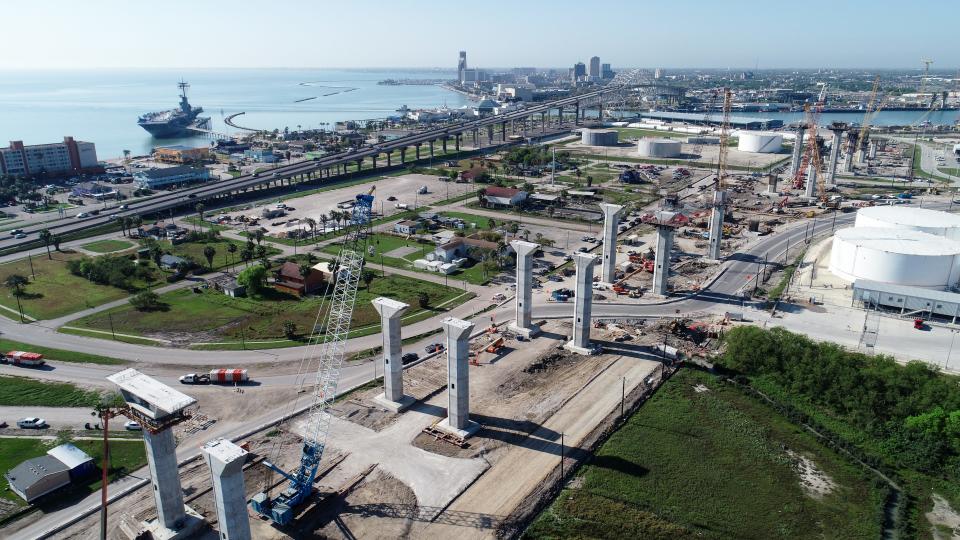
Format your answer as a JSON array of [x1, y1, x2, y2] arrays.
[[415, 143, 421, 160], [486, 125, 494, 144], [438, 317, 479, 438], [455, 134, 461, 152], [558, 106, 564, 127], [400, 147, 407, 164], [372, 155, 378, 169], [355, 158, 363, 172], [386, 153, 391, 167], [540, 112, 546, 134], [574, 101, 580, 125], [442, 137, 448, 153], [429, 140, 435, 159], [501, 122, 507, 142], [565, 253, 597, 355]]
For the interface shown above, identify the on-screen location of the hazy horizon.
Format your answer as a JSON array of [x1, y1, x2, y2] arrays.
[[1, 0, 957, 70]]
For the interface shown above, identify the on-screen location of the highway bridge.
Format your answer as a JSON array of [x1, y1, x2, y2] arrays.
[[0, 87, 614, 252]]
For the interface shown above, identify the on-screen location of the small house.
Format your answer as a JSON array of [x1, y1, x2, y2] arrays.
[[274, 261, 325, 296], [434, 237, 502, 263], [210, 274, 246, 298], [393, 220, 420, 235], [482, 186, 528, 207], [159, 254, 187, 270]]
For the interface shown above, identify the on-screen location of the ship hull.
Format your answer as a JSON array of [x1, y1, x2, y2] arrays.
[[138, 122, 193, 138]]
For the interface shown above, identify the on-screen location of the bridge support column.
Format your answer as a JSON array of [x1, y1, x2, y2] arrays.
[[575, 101, 580, 125], [372, 298, 413, 411], [486, 125, 494, 144], [356, 159, 363, 172], [540, 112, 546, 134], [429, 140, 435, 159], [565, 253, 597, 355], [415, 143, 421, 160], [400, 147, 407, 164], [558, 106, 564, 127], [509, 240, 540, 337], [386, 153, 391, 167], [372, 155, 378, 169], [442, 137, 448, 153], [501, 122, 507, 142], [599, 203, 624, 283], [455, 135, 461, 152], [598, 93, 603, 120], [438, 317, 478, 438]]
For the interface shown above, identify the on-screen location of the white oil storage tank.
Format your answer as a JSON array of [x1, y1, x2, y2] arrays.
[[581, 128, 619, 146], [737, 132, 783, 153], [854, 206, 960, 242], [637, 138, 681, 158], [828, 227, 960, 288]]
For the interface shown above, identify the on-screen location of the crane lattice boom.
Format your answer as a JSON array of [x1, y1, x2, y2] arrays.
[[251, 190, 374, 525]]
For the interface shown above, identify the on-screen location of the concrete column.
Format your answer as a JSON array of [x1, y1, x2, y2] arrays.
[[203, 439, 251, 540], [766, 174, 779, 194], [565, 253, 597, 355], [597, 94, 604, 120], [442, 137, 448, 153], [509, 240, 540, 337], [540, 112, 546, 133], [429, 140, 435, 159], [486, 125, 494, 144], [400, 147, 407, 164], [790, 125, 805, 177], [372, 155, 378, 169], [707, 191, 727, 261], [438, 317, 478, 437], [501, 122, 507, 141], [844, 134, 858, 172], [415, 144, 421, 160], [356, 159, 362, 172], [869, 140, 877, 159], [558, 106, 564, 127], [372, 297, 413, 411], [826, 130, 843, 187], [805, 163, 817, 198], [599, 203, 624, 283], [455, 135, 461, 152], [143, 428, 187, 530], [575, 101, 580, 125], [386, 153, 392, 167], [653, 225, 674, 296]]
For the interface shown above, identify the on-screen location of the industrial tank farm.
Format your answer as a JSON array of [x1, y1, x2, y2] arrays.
[[854, 205, 960, 241], [828, 227, 960, 288], [637, 138, 681, 158], [737, 131, 783, 153], [580, 128, 618, 146]]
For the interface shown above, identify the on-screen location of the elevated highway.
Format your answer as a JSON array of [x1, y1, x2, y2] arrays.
[[0, 88, 612, 253]]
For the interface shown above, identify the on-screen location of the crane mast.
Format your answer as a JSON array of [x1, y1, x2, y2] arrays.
[[715, 88, 732, 189], [251, 188, 375, 526], [856, 76, 881, 163]]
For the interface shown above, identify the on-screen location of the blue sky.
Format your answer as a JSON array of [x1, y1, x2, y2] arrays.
[[1, 0, 956, 70]]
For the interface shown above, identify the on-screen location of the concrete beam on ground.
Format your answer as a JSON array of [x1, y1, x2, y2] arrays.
[[707, 191, 727, 261]]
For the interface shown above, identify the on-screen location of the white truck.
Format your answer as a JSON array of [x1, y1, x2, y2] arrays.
[[179, 369, 250, 384]]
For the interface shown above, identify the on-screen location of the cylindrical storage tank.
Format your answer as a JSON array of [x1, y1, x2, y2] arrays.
[[854, 206, 960, 242], [637, 138, 681, 158], [828, 227, 960, 288], [738, 132, 783, 153], [581, 129, 619, 146]]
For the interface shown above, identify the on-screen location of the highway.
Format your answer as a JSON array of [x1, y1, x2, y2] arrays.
[[0, 88, 608, 252]]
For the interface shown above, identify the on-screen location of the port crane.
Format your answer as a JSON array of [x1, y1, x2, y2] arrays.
[[250, 187, 375, 525], [791, 85, 827, 195]]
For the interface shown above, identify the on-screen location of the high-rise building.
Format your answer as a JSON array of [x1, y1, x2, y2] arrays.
[[572, 62, 587, 82], [0, 137, 99, 177], [601, 63, 614, 79], [458, 51, 467, 83], [654, 67, 663, 79], [589, 56, 601, 78]]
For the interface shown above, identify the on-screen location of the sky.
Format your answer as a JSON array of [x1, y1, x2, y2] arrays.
[[1, 0, 956, 70]]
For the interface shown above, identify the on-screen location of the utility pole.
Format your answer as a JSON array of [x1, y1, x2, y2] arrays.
[[108, 313, 116, 340], [560, 432, 565, 479]]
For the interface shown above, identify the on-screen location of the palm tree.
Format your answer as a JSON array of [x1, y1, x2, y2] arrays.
[[254, 229, 264, 246], [52, 235, 62, 252], [227, 243, 238, 268], [203, 245, 216, 270], [305, 218, 317, 240], [319, 214, 328, 236], [4, 274, 28, 297], [120, 217, 130, 237], [241, 248, 253, 267], [38, 229, 52, 259], [195, 203, 205, 231]]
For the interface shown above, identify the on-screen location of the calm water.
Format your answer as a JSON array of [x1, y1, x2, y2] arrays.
[[0, 69, 471, 159]]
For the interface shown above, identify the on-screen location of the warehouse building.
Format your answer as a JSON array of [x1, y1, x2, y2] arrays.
[[638, 111, 783, 130], [154, 145, 210, 164], [134, 165, 211, 189], [4, 443, 94, 503]]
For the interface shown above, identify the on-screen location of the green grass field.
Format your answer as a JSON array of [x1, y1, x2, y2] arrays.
[[614, 127, 688, 140], [0, 438, 146, 507], [0, 375, 105, 407], [0, 251, 139, 320], [526, 369, 885, 540], [72, 273, 468, 344], [938, 167, 960, 177], [165, 237, 280, 271], [0, 337, 125, 365], [81, 239, 134, 253]]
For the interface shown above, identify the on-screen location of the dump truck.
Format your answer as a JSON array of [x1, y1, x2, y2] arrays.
[[2, 351, 45, 367]]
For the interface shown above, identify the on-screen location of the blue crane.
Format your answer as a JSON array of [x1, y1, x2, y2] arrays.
[[250, 188, 375, 525]]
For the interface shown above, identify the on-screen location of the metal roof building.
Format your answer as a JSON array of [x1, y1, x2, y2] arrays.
[[639, 111, 783, 130], [5, 455, 71, 503], [852, 279, 960, 323]]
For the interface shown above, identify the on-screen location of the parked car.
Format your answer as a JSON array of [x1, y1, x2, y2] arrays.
[[13, 233, 26, 239], [124, 421, 142, 431], [425, 343, 444, 354], [17, 417, 47, 429], [401, 352, 419, 364]]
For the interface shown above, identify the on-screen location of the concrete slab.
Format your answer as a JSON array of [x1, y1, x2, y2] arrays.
[[435, 417, 481, 439], [137, 506, 205, 540], [373, 393, 416, 413]]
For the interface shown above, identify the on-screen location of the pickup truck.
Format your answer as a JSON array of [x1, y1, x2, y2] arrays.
[[179, 373, 211, 384]]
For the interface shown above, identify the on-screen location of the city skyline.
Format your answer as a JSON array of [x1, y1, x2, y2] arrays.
[[1, 0, 958, 70]]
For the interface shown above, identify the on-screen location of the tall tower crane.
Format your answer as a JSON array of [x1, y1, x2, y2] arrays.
[[920, 58, 934, 95], [716, 88, 733, 189], [250, 187, 376, 525], [791, 85, 827, 193], [855, 76, 883, 165], [706, 88, 732, 261]]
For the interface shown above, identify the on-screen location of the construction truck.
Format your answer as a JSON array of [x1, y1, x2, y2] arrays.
[[486, 337, 505, 353]]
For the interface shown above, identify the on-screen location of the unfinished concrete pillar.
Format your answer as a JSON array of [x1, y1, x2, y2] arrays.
[[509, 240, 540, 337], [565, 253, 597, 355], [653, 223, 674, 296], [438, 317, 478, 437], [707, 191, 727, 261], [790, 124, 805, 177], [143, 429, 187, 530], [372, 297, 413, 411], [599, 203, 624, 283], [805, 163, 817, 198], [826, 129, 844, 187], [203, 439, 251, 540]]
